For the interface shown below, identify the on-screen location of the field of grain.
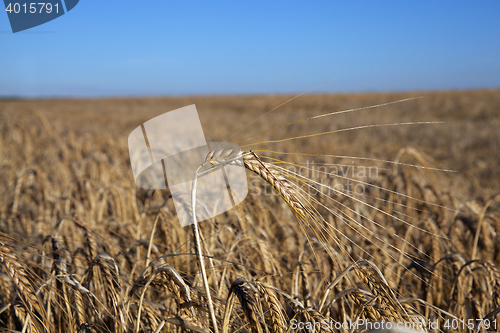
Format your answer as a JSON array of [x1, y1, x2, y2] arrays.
[[0, 90, 499, 332]]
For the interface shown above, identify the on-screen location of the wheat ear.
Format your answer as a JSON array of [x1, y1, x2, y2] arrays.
[[205, 148, 309, 221], [0, 242, 48, 333]]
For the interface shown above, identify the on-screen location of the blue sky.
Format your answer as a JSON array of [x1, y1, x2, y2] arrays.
[[1, 1, 499, 97]]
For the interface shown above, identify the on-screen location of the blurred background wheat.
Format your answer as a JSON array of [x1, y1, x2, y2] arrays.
[[0, 91, 499, 332]]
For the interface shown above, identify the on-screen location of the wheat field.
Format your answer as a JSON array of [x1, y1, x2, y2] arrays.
[[0, 90, 499, 332]]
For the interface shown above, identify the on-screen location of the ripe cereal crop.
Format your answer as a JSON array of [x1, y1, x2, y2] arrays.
[[0, 90, 499, 332]]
